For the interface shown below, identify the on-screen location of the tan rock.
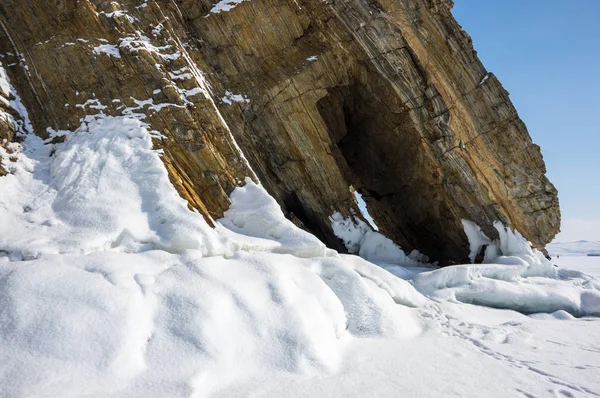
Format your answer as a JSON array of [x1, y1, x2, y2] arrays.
[[0, 0, 560, 263]]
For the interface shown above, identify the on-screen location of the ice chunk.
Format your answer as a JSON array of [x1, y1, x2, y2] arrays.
[[330, 212, 417, 266], [461, 219, 491, 262]]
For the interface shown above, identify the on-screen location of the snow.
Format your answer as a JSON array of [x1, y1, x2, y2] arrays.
[[210, 0, 248, 14], [479, 72, 491, 86], [221, 90, 249, 104], [411, 223, 600, 317], [76, 98, 107, 110], [2, 66, 600, 396], [330, 212, 411, 265], [0, 113, 428, 396], [92, 44, 122, 58], [218, 178, 328, 258], [0, 116, 226, 259], [98, 9, 138, 23], [119, 32, 181, 61], [330, 212, 430, 267], [0, 65, 33, 137], [0, 66, 10, 96], [548, 240, 600, 257]]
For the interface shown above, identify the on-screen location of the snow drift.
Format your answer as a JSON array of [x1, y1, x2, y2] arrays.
[[1, 65, 599, 395], [0, 113, 425, 397]]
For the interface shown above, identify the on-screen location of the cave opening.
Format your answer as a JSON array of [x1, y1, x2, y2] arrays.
[[316, 78, 455, 262]]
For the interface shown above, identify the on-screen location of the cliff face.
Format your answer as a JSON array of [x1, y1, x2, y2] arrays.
[[0, 0, 560, 263]]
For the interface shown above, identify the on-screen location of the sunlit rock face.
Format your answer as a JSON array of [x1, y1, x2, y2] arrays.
[[0, 0, 559, 263]]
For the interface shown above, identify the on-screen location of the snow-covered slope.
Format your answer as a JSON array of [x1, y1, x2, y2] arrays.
[[1, 99, 600, 395]]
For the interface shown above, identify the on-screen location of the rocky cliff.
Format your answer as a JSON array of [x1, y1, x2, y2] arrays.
[[0, 0, 560, 263]]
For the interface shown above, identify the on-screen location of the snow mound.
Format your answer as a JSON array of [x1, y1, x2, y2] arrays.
[[0, 250, 423, 397], [218, 178, 328, 258], [0, 110, 426, 396], [0, 116, 228, 260], [412, 222, 600, 317]]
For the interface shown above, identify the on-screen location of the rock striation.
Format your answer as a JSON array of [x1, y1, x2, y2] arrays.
[[0, 0, 560, 263]]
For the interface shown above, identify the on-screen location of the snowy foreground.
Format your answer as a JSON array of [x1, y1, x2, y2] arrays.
[[1, 111, 600, 396]]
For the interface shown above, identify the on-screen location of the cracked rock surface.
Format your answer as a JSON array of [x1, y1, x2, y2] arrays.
[[0, 0, 560, 263]]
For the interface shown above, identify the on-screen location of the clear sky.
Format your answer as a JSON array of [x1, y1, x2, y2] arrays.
[[452, 1, 600, 242]]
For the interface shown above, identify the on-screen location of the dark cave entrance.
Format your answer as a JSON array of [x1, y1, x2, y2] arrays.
[[316, 79, 457, 262]]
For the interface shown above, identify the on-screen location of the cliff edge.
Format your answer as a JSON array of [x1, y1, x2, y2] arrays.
[[0, 0, 560, 263]]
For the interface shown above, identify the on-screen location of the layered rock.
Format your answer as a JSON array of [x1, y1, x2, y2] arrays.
[[0, 0, 560, 263]]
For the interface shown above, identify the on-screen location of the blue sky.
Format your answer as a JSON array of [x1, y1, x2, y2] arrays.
[[452, 1, 600, 241]]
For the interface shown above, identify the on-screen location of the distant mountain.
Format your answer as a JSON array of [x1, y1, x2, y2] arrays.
[[547, 241, 600, 256]]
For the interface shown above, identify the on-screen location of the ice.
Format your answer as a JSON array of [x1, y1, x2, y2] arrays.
[[330, 212, 417, 266], [353, 189, 378, 230], [555, 254, 600, 277], [461, 219, 491, 262], [412, 222, 600, 317], [548, 240, 600, 257]]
